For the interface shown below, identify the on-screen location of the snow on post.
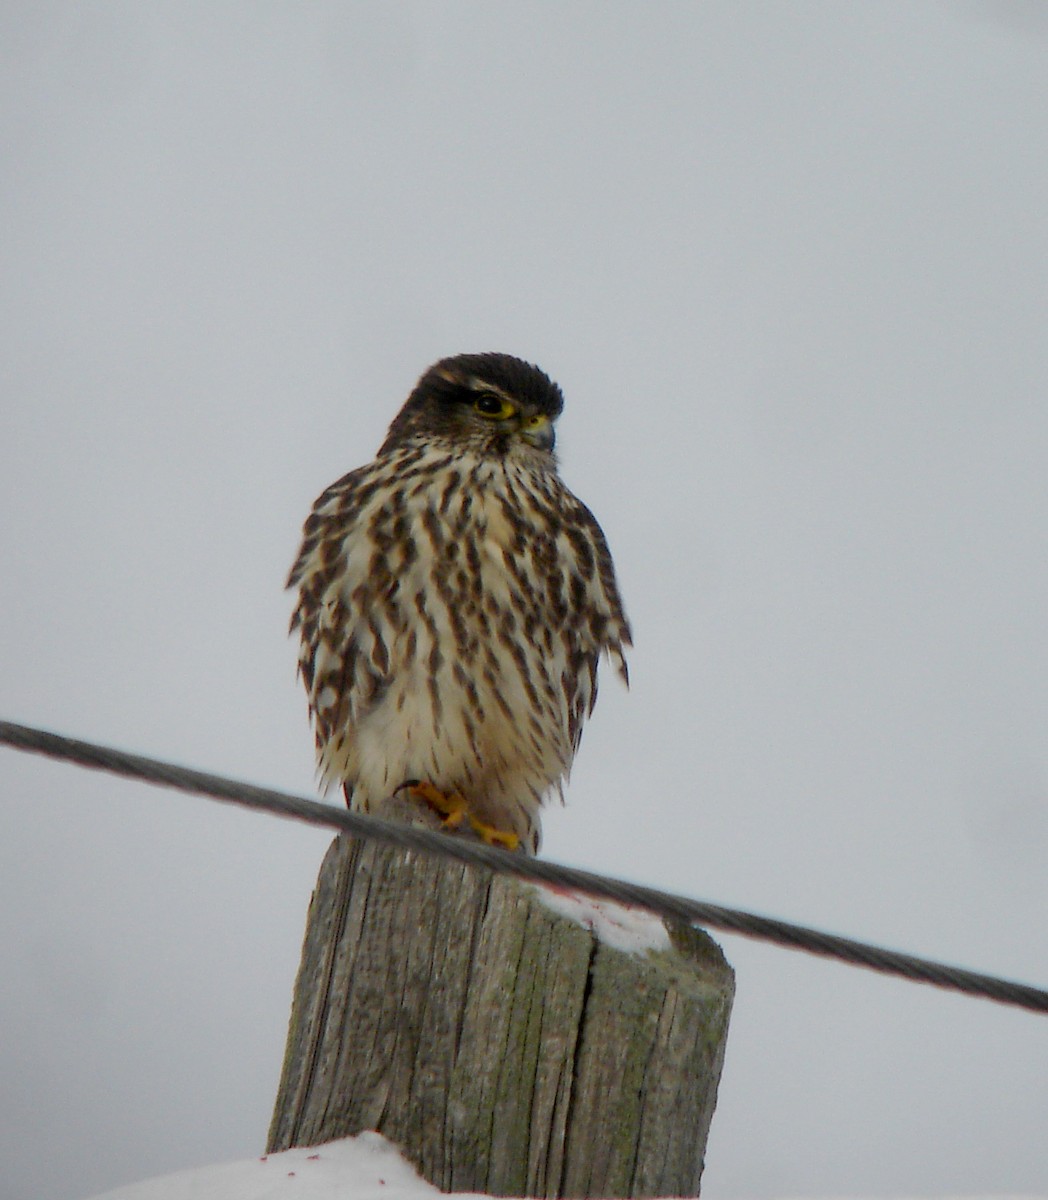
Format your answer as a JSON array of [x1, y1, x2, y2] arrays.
[[267, 834, 734, 1197]]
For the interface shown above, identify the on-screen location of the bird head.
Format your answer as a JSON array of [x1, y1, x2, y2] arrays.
[[379, 353, 564, 460]]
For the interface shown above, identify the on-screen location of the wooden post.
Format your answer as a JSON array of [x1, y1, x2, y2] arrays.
[[268, 834, 734, 1197]]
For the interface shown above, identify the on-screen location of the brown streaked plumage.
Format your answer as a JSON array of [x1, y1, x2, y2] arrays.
[[287, 353, 630, 854]]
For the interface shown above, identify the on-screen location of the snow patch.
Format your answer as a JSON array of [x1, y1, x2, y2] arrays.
[[83, 1132, 443, 1200], [530, 883, 671, 954]]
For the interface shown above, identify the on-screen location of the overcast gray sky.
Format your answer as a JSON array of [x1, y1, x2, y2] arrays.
[[2, 4, 1047, 1199]]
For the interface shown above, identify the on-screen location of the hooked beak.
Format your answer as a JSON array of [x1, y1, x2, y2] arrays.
[[519, 412, 555, 452]]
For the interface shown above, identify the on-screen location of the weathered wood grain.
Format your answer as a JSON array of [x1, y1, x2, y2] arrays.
[[268, 834, 734, 1197]]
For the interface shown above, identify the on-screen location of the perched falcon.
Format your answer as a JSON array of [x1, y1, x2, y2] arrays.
[[287, 353, 630, 854]]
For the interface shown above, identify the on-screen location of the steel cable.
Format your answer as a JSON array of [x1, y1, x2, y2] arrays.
[[2, 718, 1046, 1015]]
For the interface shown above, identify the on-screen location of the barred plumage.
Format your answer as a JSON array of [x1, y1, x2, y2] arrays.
[[287, 353, 630, 853]]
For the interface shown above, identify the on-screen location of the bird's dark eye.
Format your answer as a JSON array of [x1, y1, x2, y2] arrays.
[[473, 392, 516, 420]]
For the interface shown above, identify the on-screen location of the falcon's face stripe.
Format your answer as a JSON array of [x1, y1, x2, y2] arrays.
[[287, 353, 629, 855]]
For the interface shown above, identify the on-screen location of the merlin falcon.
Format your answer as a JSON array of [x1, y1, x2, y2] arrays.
[[287, 353, 631, 854]]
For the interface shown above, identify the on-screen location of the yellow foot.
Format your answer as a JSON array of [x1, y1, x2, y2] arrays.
[[397, 780, 520, 850], [402, 780, 468, 829], [465, 815, 520, 852]]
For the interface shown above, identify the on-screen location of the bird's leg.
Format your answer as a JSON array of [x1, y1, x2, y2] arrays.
[[399, 780, 521, 851]]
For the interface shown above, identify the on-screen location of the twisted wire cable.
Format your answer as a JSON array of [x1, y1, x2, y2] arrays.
[[2, 719, 1045, 1016]]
